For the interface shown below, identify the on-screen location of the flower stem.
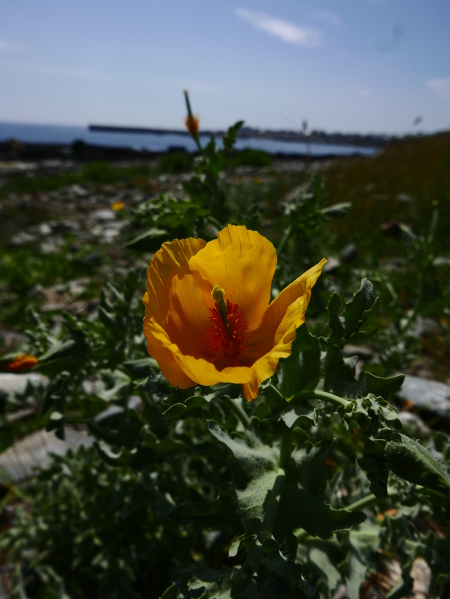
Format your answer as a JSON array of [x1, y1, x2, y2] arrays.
[[279, 427, 294, 471], [261, 468, 285, 540], [260, 429, 294, 541], [222, 396, 251, 429], [276, 223, 294, 257], [296, 389, 351, 409], [183, 90, 203, 155]]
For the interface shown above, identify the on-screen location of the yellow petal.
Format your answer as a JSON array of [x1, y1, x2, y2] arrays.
[[267, 258, 326, 336], [240, 258, 326, 400], [144, 237, 207, 326], [189, 225, 277, 332], [241, 298, 305, 401], [148, 318, 253, 386], [143, 237, 208, 382], [143, 317, 195, 389], [164, 271, 210, 356]]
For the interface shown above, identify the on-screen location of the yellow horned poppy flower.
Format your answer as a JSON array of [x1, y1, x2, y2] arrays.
[[142, 225, 325, 401], [1, 354, 39, 372], [111, 200, 125, 211]]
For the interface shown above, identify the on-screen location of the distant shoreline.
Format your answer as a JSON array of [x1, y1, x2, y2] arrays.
[[0, 139, 372, 163], [89, 124, 386, 149], [0, 122, 379, 160]]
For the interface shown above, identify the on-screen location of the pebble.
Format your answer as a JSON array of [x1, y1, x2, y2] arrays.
[[0, 428, 94, 482], [66, 184, 88, 196], [10, 231, 36, 245], [341, 243, 358, 263], [397, 411, 431, 438], [323, 257, 341, 273], [88, 209, 117, 222], [0, 373, 47, 402], [397, 375, 450, 418], [410, 316, 442, 337], [342, 345, 373, 361]]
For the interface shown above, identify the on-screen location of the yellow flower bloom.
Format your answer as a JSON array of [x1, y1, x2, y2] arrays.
[[112, 200, 125, 211], [142, 225, 325, 401], [0, 354, 39, 372], [184, 115, 200, 138]]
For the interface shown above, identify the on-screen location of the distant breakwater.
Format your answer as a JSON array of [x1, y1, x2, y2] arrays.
[[0, 122, 378, 160], [89, 124, 384, 149]]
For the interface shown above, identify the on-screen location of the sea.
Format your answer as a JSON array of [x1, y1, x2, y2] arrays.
[[0, 122, 377, 157]]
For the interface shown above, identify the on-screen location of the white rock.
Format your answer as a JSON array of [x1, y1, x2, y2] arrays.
[[88, 209, 116, 222], [0, 428, 94, 482], [397, 375, 450, 417], [0, 373, 47, 400]]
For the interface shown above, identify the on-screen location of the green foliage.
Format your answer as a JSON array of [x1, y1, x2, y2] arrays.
[[3, 271, 448, 598], [0, 447, 193, 599], [2, 112, 450, 598], [126, 193, 210, 250], [159, 151, 193, 174], [227, 149, 272, 168], [0, 161, 154, 197]]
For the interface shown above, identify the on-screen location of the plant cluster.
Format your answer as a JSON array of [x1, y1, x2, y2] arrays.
[[1, 95, 449, 598]]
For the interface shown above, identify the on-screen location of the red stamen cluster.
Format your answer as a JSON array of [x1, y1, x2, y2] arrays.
[[204, 300, 249, 361]]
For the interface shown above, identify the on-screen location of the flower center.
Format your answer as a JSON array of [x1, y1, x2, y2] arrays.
[[204, 286, 249, 361]]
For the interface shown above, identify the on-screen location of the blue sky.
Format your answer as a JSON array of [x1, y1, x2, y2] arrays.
[[1, 0, 449, 134]]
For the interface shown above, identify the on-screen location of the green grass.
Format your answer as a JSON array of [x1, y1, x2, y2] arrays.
[[0, 245, 107, 328], [158, 151, 193, 173], [323, 131, 450, 259], [0, 161, 155, 197], [227, 148, 272, 168]]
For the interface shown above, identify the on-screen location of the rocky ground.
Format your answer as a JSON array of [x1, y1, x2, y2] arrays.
[[0, 148, 449, 598]]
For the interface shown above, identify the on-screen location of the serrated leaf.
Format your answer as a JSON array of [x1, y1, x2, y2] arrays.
[[246, 538, 264, 571], [38, 339, 79, 363], [281, 324, 321, 398], [188, 568, 233, 599], [327, 293, 345, 347], [10, 565, 28, 599], [142, 474, 176, 517], [300, 540, 343, 599], [94, 440, 136, 466], [281, 403, 320, 428], [160, 583, 178, 599], [164, 395, 209, 420], [125, 227, 168, 250], [200, 383, 242, 403], [138, 372, 168, 395], [383, 433, 450, 496], [124, 357, 159, 378], [346, 525, 381, 599], [208, 422, 278, 520], [321, 202, 352, 219], [327, 279, 379, 349], [358, 452, 389, 499], [261, 539, 304, 585], [169, 483, 240, 530], [319, 345, 404, 400], [96, 370, 131, 403], [275, 442, 366, 540], [228, 535, 244, 558]]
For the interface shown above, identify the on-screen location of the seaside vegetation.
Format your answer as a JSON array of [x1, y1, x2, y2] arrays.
[[0, 107, 450, 598]]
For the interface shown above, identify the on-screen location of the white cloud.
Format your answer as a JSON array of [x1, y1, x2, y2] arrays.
[[0, 40, 24, 51], [426, 77, 450, 100], [235, 8, 323, 48], [309, 10, 341, 29]]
